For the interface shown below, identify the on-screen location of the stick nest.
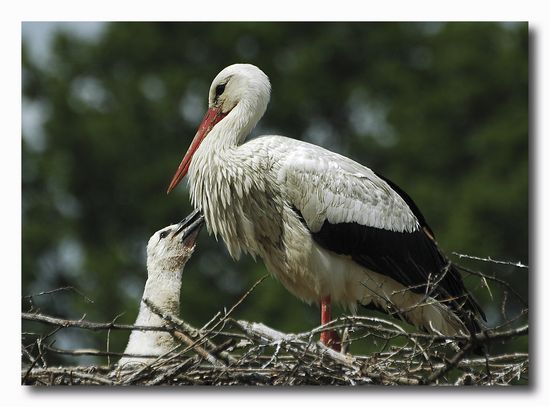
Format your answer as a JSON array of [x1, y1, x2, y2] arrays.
[[22, 257, 529, 386]]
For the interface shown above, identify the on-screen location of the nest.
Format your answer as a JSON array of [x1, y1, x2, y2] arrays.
[[21, 315, 529, 385], [22, 257, 529, 386]]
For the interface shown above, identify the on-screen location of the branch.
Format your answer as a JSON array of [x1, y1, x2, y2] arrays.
[[143, 298, 227, 367], [22, 312, 173, 333], [23, 367, 115, 385], [454, 263, 528, 308], [452, 252, 528, 269], [23, 286, 95, 304]]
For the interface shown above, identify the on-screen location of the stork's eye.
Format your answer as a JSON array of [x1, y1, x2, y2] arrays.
[[215, 83, 226, 97], [159, 231, 169, 240]]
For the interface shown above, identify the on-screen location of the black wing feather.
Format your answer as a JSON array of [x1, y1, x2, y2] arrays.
[[311, 220, 457, 297], [292, 181, 486, 324], [374, 171, 436, 239]]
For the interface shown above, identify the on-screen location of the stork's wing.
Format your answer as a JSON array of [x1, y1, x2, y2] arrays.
[[278, 142, 419, 234], [276, 139, 472, 308]]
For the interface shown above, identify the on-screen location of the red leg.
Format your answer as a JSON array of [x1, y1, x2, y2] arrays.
[[320, 295, 341, 351], [320, 295, 331, 345]]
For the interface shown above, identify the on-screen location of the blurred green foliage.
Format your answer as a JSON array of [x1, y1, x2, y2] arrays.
[[22, 22, 528, 365]]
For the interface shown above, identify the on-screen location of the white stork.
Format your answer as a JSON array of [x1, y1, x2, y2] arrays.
[[167, 64, 485, 350], [119, 210, 204, 367]]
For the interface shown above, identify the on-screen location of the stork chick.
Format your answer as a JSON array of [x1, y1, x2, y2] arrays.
[[118, 210, 204, 368]]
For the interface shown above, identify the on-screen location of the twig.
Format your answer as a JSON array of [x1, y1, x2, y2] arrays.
[[454, 264, 528, 307], [107, 312, 125, 368], [114, 276, 270, 385], [24, 367, 115, 385], [452, 252, 528, 269], [222, 275, 269, 321], [143, 298, 226, 367], [424, 341, 475, 384], [23, 286, 95, 304], [22, 312, 174, 333]]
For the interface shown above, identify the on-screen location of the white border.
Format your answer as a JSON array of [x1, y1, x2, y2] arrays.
[[5, 0, 547, 404]]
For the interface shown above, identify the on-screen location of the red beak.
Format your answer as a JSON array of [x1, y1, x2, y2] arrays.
[[167, 107, 228, 194]]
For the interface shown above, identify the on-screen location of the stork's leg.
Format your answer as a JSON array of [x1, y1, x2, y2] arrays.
[[320, 295, 341, 351], [320, 295, 331, 345]]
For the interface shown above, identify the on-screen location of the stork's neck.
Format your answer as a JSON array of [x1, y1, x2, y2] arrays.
[[136, 270, 183, 324], [210, 98, 266, 149], [120, 269, 182, 365]]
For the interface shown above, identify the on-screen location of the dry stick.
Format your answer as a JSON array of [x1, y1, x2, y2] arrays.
[[22, 312, 174, 333], [24, 367, 115, 385], [424, 341, 475, 384], [198, 274, 269, 332], [23, 286, 95, 304], [148, 358, 196, 385], [36, 337, 47, 368], [483, 325, 529, 341], [43, 345, 155, 358], [452, 252, 528, 269], [322, 319, 526, 384], [393, 355, 528, 372], [142, 297, 221, 350], [221, 275, 269, 322], [356, 277, 460, 350], [116, 312, 225, 384], [184, 274, 269, 360], [22, 345, 44, 384], [423, 325, 529, 385], [303, 315, 432, 362], [299, 316, 527, 349], [490, 308, 529, 332], [182, 274, 270, 359], [143, 298, 226, 367], [22, 326, 57, 384], [118, 343, 198, 385], [21, 344, 37, 365], [106, 312, 124, 368], [22, 312, 193, 382], [235, 320, 359, 372], [120, 276, 269, 385], [23, 310, 224, 370], [142, 298, 202, 337], [501, 291, 509, 322], [454, 263, 528, 307]]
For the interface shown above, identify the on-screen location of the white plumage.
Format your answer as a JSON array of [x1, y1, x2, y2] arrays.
[[118, 214, 202, 368], [275, 138, 419, 233], [168, 64, 483, 343]]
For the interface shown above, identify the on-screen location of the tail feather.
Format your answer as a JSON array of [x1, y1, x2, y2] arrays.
[[358, 263, 486, 339], [446, 263, 486, 333]]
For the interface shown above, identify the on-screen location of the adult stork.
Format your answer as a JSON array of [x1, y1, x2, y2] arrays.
[[167, 64, 485, 350]]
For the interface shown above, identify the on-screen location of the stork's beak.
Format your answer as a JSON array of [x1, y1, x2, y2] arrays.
[[174, 208, 205, 246], [167, 107, 228, 194]]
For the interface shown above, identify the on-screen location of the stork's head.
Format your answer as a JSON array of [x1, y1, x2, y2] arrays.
[[146, 209, 204, 273], [167, 64, 271, 193], [208, 63, 271, 116]]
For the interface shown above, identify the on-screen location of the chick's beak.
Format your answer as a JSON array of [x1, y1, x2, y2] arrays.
[[174, 208, 205, 246]]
